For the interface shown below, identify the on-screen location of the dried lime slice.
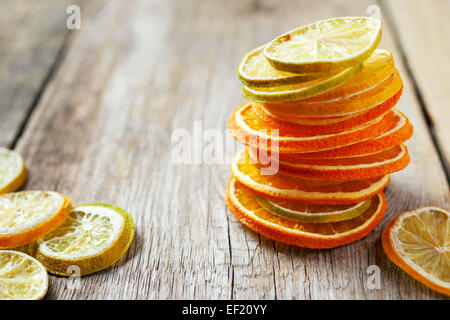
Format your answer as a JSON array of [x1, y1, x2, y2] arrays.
[[238, 45, 324, 87], [263, 17, 382, 74], [29, 203, 134, 276], [256, 196, 371, 223], [242, 63, 362, 103]]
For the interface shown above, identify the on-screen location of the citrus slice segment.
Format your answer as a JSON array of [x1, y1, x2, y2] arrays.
[[238, 45, 325, 87], [253, 88, 401, 135], [231, 149, 390, 204], [0, 148, 27, 194], [228, 103, 402, 153], [226, 178, 387, 248], [281, 110, 413, 159], [251, 144, 410, 180], [256, 195, 371, 223], [262, 70, 403, 117], [0, 191, 72, 249], [263, 17, 382, 74], [29, 203, 135, 276], [382, 207, 449, 296], [0, 250, 48, 300], [242, 64, 362, 103]]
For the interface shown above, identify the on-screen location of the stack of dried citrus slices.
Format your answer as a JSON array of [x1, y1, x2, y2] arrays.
[[226, 17, 414, 249]]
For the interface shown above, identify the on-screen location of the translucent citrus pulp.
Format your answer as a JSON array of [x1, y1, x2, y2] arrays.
[[0, 250, 48, 300], [0, 191, 72, 249], [0, 148, 26, 194], [226, 178, 386, 248], [263, 17, 382, 74], [29, 203, 135, 276], [238, 45, 324, 87], [231, 149, 389, 204], [250, 144, 410, 180], [382, 207, 449, 296]]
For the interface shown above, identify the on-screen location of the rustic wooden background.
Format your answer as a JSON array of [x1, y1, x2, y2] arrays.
[[1, 0, 448, 299]]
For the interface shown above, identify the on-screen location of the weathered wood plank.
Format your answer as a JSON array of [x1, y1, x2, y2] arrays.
[[381, 0, 450, 172], [12, 0, 449, 299], [0, 0, 83, 147]]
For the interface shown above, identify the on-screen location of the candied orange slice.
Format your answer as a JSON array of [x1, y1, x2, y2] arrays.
[[262, 69, 403, 117], [226, 178, 387, 248], [382, 207, 449, 296], [253, 88, 401, 135], [228, 103, 404, 153], [230, 149, 389, 204], [250, 144, 409, 180]]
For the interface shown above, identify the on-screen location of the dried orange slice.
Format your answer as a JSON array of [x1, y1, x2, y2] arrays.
[[226, 178, 387, 248], [256, 196, 371, 223], [0, 191, 72, 249], [283, 110, 413, 159], [231, 149, 390, 204], [253, 88, 401, 135], [242, 64, 362, 103], [0, 148, 27, 194], [228, 103, 402, 153], [263, 17, 382, 74], [262, 70, 403, 117], [251, 144, 410, 180], [382, 207, 449, 296], [238, 45, 325, 87]]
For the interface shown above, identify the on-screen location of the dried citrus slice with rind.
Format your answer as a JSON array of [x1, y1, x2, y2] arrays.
[[251, 144, 410, 180], [0, 148, 26, 194], [262, 69, 403, 117], [29, 203, 134, 276], [226, 178, 387, 248], [231, 149, 390, 204], [382, 207, 449, 296], [253, 88, 400, 135], [228, 103, 402, 153], [0, 191, 72, 249], [238, 45, 325, 87], [242, 64, 362, 103], [263, 17, 382, 74], [283, 110, 413, 159], [256, 195, 371, 223], [0, 250, 48, 300]]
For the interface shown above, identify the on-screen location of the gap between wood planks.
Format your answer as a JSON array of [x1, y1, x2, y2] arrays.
[[8, 32, 73, 150], [378, 0, 450, 185]]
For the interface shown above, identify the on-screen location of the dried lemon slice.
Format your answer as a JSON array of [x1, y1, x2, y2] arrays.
[[242, 63, 362, 103], [256, 196, 371, 223], [0, 191, 72, 249], [382, 207, 449, 296], [263, 17, 382, 74], [29, 203, 135, 276], [0, 148, 26, 194], [238, 45, 324, 87], [0, 250, 48, 300]]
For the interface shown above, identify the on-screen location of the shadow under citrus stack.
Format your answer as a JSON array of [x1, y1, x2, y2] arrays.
[[225, 17, 414, 249]]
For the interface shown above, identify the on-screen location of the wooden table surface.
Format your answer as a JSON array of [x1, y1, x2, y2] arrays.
[[1, 0, 449, 300]]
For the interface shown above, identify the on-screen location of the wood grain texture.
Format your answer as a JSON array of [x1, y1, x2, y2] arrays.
[[8, 0, 449, 299], [381, 0, 450, 172], [0, 0, 83, 148]]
